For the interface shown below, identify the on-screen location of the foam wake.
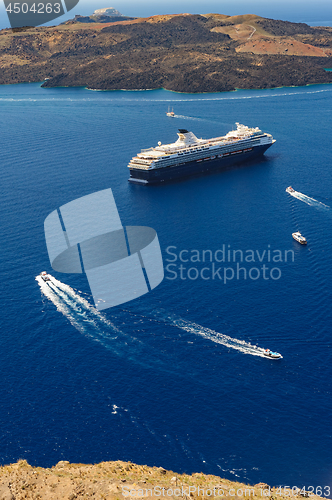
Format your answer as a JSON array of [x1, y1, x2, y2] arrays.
[[287, 189, 330, 210], [36, 276, 179, 372], [171, 317, 274, 358], [3, 85, 331, 104], [36, 275, 110, 328], [172, 114, 209, 123], [35, 275, 143, 359], [142, 309, 276, 358], [37, 276, 278, 361], [122, 86, 332, 102]]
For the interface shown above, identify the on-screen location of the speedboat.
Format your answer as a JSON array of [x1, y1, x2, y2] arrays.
[[286, 186, 295, 193], [292, 231, 307, 245], [40, 271, 51, 282], [166, 106, 175, 117], [263, 349, 282, 359]]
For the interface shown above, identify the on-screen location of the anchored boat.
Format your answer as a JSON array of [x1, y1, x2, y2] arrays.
[[128, 123, 275, 184]]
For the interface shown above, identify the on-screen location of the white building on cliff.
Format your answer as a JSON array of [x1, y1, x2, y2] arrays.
[[93, 7, 123, 16]]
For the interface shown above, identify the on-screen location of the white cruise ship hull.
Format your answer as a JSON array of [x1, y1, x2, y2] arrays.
[[129, 143, 273, 184]]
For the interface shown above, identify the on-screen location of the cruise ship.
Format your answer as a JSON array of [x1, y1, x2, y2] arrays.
[[128, 123, 276, 184]]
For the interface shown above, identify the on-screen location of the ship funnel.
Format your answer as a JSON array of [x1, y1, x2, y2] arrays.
[[176, 130, 200, 146]]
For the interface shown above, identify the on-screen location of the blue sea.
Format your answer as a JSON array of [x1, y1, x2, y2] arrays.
[[0, 82, 332, 492]]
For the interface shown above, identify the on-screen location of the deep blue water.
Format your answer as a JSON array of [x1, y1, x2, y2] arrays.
[[0, 82, 332, 492]]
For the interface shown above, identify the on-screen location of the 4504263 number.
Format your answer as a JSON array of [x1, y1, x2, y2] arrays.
[[274, 486, 331, 497], [6, 3, 62, 14]]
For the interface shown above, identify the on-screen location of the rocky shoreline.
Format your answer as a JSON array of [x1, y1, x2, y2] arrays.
[[0, 459, 325, 500], [1, 14, 332, 93]]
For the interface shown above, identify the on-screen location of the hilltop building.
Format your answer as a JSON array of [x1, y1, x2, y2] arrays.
[[93, 7, 123, 16]]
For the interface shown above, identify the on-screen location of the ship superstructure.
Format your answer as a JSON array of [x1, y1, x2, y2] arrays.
[[128, 123, 275, 184]]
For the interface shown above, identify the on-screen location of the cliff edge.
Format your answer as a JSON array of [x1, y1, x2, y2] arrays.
[[0, 459, 325, 500]]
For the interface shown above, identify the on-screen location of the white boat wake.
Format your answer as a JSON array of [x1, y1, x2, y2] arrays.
[[171, 317, 274, 358], [2, 85, 332, 104], [144, 309, 276, 359], [287, 189, 330, 210], [172, 114, 208, 122], [37, 276, 278, 361], [36, 276, 185, 372], [35, 275, 144, 359], [36, 275, 110, 328]]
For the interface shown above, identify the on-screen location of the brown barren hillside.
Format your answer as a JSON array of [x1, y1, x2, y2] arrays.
[[0, 13, 332, 92], [0, 459, 327, 500]]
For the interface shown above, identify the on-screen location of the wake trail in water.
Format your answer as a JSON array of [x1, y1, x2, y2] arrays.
[[136, 87, 332, 102], [36, 276, 189, 373], [173, 114, 211, 123], [37, 277, 278, 361], [171, 114, 227, 126], [2, 86, 332, 104], [135, 308, 274, 358], [171, 318, 272, 358], [36, 275, 136, 357], [287, 190, 330, 211]]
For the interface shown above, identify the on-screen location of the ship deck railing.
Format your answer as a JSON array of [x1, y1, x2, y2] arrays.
[[138, 134, 264, 156], [141, 147, 155, 153]]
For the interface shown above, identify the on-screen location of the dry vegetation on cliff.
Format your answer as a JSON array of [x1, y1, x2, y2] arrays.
[[0, 459, 326, 500], [0, 13, 332, 92]]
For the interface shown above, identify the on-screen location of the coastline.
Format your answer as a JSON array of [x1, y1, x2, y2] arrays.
[[3, 80, 331, 96], [0, 460, 327, 500]]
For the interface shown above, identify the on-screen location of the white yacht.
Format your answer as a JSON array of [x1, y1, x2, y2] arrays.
[[40, 271, 51, 282], [292, 232, 307, 245], [263, 349, 283, 359]]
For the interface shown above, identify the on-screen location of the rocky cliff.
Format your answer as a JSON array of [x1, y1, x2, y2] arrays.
[[0, 13, 332, 92], [0, 459, 325, 500]]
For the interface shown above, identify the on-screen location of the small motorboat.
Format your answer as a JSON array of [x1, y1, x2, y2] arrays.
[[286, 186, 295, 193], [166, 106, 175, 117], [292, 231, 307, 245], [264, 349, 282, 359], [40, 271, 51, 282]]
